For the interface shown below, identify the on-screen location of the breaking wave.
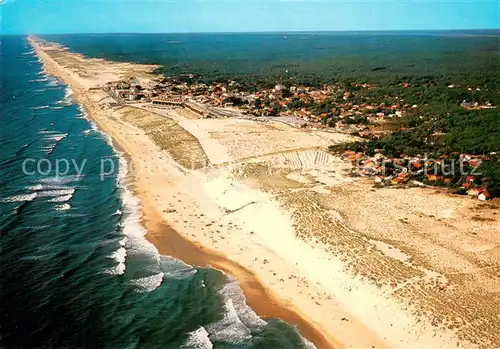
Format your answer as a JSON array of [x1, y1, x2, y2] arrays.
[[206, 276, 265, 344], [106, 247, 127, 275], [29, 78, 48, 83], [37, 188, 76, 197], [48, 194, 73, 202], [182, 327, 213, 349], [26, 184, 43, 191], [54, 203, 71, 211], [130, 272, 165, 292], [0, 192, 38, 203], [39, 175, 84, 184]]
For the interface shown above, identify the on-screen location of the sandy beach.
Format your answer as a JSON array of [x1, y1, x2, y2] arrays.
[[30, 36, 500, 349]]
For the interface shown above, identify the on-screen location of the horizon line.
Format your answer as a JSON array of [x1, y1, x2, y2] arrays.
[[3, 28, 500, 36]]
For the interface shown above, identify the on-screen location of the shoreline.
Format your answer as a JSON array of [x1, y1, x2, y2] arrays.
[[29, 37, 343, 349]]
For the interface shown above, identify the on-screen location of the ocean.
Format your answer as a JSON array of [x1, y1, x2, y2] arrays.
[[0, 36, 314, 349]]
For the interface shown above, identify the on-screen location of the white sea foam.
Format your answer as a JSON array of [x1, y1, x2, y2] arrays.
[[76, 106, 87, 119], [47, 79, 61, 87], [205, 295, 253, 344], [118, 153, 159, 261], [48, 194, 73, 202], [302, 337, 317, 349], [112, 209, 122, 216], [65, 86, 73, 97], [39, 175, 83, 184], [130, 272, 164, 292], [106, 247, 127, 275], [29, 78, 48, 83], [40, 184, 76, 191], [102, 147, 161, 277], [202, 276, 267, 345], [60, 87, 74, 106], [41, 132, 68, 154], [1, 192, 38, 203], [26, 184, 43, 191], [160, 255, 197, 280], [42, 144, 57, 155], [55, 86, 73, 105], [24, 225, 51, 231], [98, 125, 114, 146], [218, 277, 267, 329], [182, 327, 213, 349], [31, 105, 50, 110], [44, 133, 68, 142], [54, 203, 71, 211], [112, 247, 127, 264], [120, 210, 160, 262], [38, 188, 75, 197], [120, 194, 148, 240]]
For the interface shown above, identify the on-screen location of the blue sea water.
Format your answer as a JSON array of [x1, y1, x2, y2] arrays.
[[0, 36, 314, 349]]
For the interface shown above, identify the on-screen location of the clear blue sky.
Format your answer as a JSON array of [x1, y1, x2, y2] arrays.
[[1, 0, 498, 34]]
